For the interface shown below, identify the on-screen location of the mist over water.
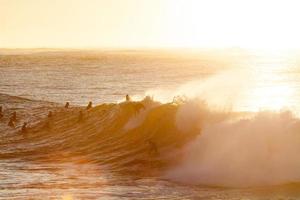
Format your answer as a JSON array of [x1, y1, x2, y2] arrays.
[[169, 106, 300, 187]]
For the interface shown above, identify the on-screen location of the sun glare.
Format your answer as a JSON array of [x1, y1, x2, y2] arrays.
[[62, 194, 73, 200], [240, 53, 296, 112], [247, 85, 294, 111], [1, 0, 300, 49], [164, 0, 300, 50]]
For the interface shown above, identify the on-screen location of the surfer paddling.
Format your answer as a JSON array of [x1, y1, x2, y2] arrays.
[[125, 94, 131, 101], [86, 101, 92, 110], [64, 102, 70, 109]]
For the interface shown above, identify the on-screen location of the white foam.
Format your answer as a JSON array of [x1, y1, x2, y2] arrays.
[[167, 110, 300, 187]]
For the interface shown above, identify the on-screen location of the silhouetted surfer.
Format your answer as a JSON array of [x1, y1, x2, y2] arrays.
[[86, 101, 92, 110], [78, 110, 83, 122], [48, 111, 53, 118], [21, 122, 27, 133], [64, 102, 70, 108], [126, 94, 131, 101], [8, 117, 15, 128]]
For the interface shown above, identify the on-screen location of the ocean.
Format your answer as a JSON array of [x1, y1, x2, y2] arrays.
[[1, 49, 300, 199]]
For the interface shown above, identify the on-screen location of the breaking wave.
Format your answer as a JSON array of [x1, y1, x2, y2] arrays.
[[1, 94, 300, 187], [166, 107, 300, 187]]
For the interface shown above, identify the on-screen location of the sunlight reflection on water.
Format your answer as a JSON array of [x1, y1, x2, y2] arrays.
[[2, 50, 300, 199]]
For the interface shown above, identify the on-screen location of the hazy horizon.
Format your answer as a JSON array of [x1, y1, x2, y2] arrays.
[[2, 0, 300, 50]]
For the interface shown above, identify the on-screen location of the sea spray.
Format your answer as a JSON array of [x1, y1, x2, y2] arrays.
[[167, 110, 300, 187], [145, 69, 253, 112]]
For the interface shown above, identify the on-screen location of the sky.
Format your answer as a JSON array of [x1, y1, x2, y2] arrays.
[[1, 0, 300, 49]]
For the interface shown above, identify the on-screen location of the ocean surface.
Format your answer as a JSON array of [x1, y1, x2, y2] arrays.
[[0, 49, 236, 105], [1, 49, 300, 199]]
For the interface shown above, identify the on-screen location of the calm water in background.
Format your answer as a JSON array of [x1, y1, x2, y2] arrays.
[[1, 49, 300, 199], [0, 49, 224, 105], [1, 49, 300, 112]]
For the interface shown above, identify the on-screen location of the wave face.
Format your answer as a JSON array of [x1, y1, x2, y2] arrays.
[[0, 95, 200, 175], [2, 94, 300, 188]]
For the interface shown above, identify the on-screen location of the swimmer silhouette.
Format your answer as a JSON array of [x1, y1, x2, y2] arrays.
[[48, 111, 53, 118], [64, 102, 70, 108], [86, 101, 92, 110], [126, 94, 131, 101]]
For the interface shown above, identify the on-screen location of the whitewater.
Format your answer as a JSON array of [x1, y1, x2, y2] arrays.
[[1, 49, 300, 199]]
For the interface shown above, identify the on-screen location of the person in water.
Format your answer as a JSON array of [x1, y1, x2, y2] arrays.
[[8, 117, 15, 128], [86, 101, 92, 110], [64, 102, 70, 108], [48, 111, 53, 118], [21, 122, 27, 133], [126, 94, 131, 101]]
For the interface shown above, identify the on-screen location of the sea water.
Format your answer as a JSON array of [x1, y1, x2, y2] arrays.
[[1, 49, 300, 199]]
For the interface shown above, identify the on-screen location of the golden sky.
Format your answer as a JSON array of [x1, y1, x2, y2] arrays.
[[1, 0, 300, 49]]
